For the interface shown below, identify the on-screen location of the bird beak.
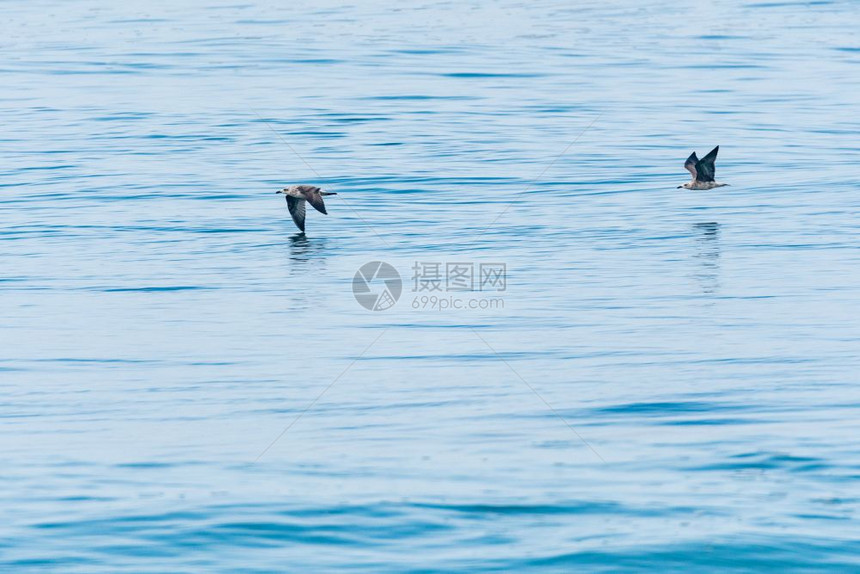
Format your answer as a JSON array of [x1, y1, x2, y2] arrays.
[[676, 185, 683, 189], [275, 189, 283, 194]]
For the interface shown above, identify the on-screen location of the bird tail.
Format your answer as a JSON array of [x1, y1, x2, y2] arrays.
[[320, 191, 337, 196]]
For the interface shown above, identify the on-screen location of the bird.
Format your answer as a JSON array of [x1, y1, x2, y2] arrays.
[[678, 146, 729, 190], [276, 185, 337, 232]]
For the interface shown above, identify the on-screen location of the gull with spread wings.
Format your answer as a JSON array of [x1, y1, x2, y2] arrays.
[[678, 146, 729, 190], [276, 185, 337, 232]]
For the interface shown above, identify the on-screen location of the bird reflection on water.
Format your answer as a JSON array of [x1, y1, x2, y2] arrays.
[[692, 222, 720, 295], [282, 234, 330, 311], [287, 233, 329, 271]]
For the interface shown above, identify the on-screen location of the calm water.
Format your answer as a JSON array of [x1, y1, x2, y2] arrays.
[[2, 0, 860, 571]]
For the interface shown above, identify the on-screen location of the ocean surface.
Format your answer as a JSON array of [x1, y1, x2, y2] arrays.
[[2, 0, 859, 571]]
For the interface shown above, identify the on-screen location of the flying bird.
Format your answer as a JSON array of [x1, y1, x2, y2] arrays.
[[678, 146, 729, 190], [276, 185, 337, 232]]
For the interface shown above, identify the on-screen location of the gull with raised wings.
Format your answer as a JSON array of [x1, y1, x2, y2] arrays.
[[678, 146, 729, 190]]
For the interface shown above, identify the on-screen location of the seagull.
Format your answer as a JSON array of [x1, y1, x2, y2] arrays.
[[276, 185, 337, 232], [678, 146, 729, 190]]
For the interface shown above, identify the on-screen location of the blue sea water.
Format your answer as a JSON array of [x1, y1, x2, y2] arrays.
[[2, 0, 860, 571]]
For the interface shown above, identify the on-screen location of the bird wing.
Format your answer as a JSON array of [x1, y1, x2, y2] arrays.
[[695, 146, 719, 182], [684, 152, 699, 179], [305, 191, 328, 215], [286, 195, 307, 231], [295, 184, 321, 194]]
